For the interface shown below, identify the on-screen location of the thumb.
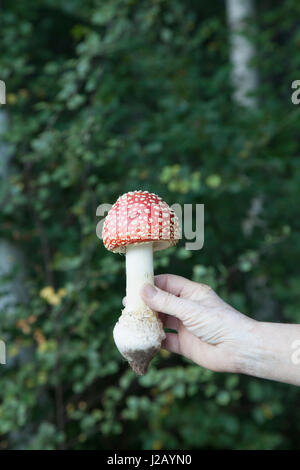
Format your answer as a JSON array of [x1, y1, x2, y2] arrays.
[[141, 283, 195, 321]]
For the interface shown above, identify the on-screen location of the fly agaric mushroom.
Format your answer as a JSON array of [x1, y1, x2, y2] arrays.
[[102, 190, 180, 375]]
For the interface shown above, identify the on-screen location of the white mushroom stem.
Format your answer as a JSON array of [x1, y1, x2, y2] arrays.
[[113, 242, 165, 375], [125, 242, 154, 311]]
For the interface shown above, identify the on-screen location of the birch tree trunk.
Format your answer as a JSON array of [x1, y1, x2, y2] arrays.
[[226, 0, 258, 108], [0, 106, 26, 313], [226, 0, 279, 321]]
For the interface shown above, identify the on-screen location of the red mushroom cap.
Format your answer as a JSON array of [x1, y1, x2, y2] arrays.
[[102, 191, 180, 253]]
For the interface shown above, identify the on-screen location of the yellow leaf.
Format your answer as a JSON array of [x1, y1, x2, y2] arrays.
[[57, 288, 67, 298], [206, 174, 222, 188], [7, 93, 17, 105], [40, 286, 54, 299], [160, 349, 171, 358]]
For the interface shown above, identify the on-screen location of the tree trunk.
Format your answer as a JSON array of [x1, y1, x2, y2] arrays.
[[226, 0, 279, 322], [226, 0, 258, 108], [0, 108, 26, 313]]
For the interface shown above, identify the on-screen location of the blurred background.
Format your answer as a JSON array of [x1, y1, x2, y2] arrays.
[[0, 0, 300, 450]]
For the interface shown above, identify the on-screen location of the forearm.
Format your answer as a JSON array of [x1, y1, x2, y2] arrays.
[[236, 321, 300, 386]]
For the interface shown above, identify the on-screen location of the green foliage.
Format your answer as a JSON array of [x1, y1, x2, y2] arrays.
[[1, 0, 300, 450]]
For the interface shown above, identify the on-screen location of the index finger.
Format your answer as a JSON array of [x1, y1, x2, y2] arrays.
[[154, 274, 212, 301]]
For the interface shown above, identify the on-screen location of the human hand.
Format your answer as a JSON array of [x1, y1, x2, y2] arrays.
[[140, 274, 257, 373]]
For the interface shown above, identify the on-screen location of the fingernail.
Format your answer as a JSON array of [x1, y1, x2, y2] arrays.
[[142, 284, 157, 298]]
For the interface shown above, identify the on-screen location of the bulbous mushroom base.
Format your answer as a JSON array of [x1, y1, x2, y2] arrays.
[[126, 346, 158, 376], [113, 307, 165, 376]]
